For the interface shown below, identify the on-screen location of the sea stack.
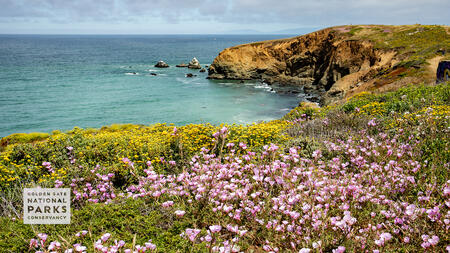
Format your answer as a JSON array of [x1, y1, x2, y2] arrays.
[[188, 57, 201, 69], [155, 61, 169, 68]]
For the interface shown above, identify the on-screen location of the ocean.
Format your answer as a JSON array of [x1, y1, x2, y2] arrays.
[[0, 34, 304, 137]]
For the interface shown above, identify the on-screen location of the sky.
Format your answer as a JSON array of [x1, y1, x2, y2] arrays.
[[0, 0, 448, 34]]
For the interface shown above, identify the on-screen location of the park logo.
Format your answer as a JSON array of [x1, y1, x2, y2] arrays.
[[23, 188, 71, 224]]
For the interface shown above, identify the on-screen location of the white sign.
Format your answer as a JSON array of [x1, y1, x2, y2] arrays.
[[23, 188, 71, 224]]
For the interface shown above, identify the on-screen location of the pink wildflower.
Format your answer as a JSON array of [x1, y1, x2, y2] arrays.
[[185, 228, 201, 242], [100, 233, 111, 242], [175, 210, 186, 217], [209, 225, 222, 233], [332, 246, 345, 253]]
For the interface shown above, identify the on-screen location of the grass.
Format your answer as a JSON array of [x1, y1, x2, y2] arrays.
[[0, 198, 191, 252], [341, 25, 450, 78], [0, 133, 49, 152], [0, 82, 449, 252], [0, 121, 291, 191]]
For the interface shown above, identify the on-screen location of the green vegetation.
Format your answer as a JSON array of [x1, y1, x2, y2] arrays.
[[341, 83, 449, 114], [341, 25, 450, 79], [0, 82, 449, 252], [347, 26, 363, 36], [0, 121, 290, 189], [0, 198, 192, 252], [0, 132, 49, 151], [345, 25, 449, 58]]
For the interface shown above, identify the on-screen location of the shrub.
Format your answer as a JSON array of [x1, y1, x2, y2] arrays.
[[0, 82, 449, 252], [0, 132, 49, 151]]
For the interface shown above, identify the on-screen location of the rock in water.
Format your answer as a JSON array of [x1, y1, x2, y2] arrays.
[[188, 57, 201, 69], [176, 63, 188, 67], [186, 73, 197, 78], [199, 68, 206, 72], [155, 61, 169, 68]]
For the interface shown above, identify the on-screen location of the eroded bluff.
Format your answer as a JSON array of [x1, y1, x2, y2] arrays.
[[208, 26, 444, 104]]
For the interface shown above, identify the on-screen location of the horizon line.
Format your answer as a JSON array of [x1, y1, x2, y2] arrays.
[[0, 33, 302, 36]]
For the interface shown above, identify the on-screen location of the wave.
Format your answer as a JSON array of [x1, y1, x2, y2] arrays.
[[254, 84, 270, 89], [176, 77, 193, 84]]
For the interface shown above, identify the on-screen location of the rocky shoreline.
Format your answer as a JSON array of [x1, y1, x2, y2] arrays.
[[207, 25, 449, 104]]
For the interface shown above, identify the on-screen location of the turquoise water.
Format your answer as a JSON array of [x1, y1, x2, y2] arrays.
[[0, 35, 303, 137]]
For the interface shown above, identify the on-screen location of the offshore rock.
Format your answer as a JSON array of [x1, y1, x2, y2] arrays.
[[188, 57, 201, 69], [155, 61, 169, 68]]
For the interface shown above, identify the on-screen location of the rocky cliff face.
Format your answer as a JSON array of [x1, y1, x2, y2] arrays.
[[208, 25, 449, 104]]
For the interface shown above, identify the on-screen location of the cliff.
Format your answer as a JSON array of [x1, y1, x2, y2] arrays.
[[208, 25, 450, 104]]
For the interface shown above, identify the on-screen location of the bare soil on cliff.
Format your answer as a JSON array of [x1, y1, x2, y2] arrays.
[[208, 25, 450, 105]]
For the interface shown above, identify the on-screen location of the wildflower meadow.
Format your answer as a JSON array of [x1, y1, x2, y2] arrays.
[[0, 83, 449, 252]]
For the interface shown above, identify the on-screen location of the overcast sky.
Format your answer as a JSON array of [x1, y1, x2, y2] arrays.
[[0, 0, 448, 34]]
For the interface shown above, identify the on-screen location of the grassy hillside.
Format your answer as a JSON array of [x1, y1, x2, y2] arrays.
[[0, 82, 449, 252], [339, 24, 450, 79], [209, 24, 449, 105]]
